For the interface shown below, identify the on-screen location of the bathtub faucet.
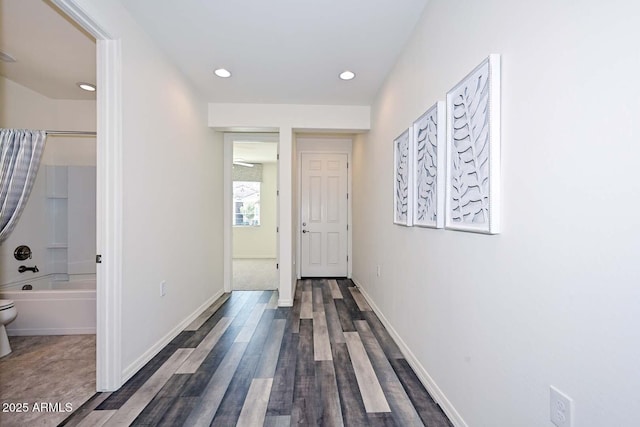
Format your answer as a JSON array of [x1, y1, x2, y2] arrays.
[[18, 265, 39, 273]]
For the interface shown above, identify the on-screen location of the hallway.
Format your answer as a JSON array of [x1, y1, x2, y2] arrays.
[[60, 280, 451, 426]]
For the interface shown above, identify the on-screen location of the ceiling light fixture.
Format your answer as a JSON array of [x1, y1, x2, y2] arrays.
[[0, 50, 16, 63], [339, 70, 356, 80], [214, 68, 232, 78], [233, 161, 254, 168], [77, 82, 96, 92]]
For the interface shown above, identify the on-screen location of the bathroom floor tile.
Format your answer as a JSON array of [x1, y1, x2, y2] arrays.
[[0, 334, 96, 427]]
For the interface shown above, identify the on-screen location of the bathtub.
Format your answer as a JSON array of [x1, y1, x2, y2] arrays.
[[0, 275, 96, 336]]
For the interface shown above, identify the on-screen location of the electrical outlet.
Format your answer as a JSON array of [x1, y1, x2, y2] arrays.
[[376, 265, 381, 277], [550, 386, 573, 427], [160, 280, 167, 297]]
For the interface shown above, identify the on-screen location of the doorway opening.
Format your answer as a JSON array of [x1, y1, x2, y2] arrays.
[[225, 134, 279, 291], [295, 135, 353, 279], [0, 0, 102, 422]]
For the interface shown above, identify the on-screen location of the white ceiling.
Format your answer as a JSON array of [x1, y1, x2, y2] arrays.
[[234, 142, 278, 164], [0, 0, 96, 100], [0, 0, 428, 105], [122, 0, 428, 105]]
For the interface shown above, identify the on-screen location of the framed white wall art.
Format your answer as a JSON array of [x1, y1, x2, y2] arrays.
[[393, 128, 413, 226], [413, 102, 445, 228], [445, 54, 501, 234]]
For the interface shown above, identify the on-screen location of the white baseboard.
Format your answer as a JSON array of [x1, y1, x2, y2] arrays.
[[278, 298, 293, 307], [121, 288, 224, 383], [278, 277, 299, 307], [8, 327, 96, 336], [352, 278, 468, 427]]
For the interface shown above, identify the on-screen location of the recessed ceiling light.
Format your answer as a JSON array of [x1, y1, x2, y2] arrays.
[[339, 70, 356, 81], [77, 82, 96, 92], [214, 68, 232, 78]]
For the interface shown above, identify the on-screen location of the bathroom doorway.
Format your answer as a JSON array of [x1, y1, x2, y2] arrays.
[[0, 0, 99, 424], [226, 134, 279, 291]]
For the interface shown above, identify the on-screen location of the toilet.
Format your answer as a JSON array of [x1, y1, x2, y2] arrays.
[[0, 300, 18, 358]]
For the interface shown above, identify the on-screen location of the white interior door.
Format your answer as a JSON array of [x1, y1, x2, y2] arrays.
[[300, 153, 348, 277]]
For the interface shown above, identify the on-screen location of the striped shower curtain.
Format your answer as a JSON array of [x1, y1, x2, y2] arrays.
[[0, 129, 46, 243]]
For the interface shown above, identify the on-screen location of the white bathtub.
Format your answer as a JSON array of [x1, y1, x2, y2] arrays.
[[0, 275, 96, 336]]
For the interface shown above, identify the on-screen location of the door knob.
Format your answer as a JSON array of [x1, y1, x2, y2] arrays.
[[302, 229, 308, 233]]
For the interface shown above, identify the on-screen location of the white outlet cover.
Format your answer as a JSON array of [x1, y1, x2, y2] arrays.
[[550, 386, 573, 427]]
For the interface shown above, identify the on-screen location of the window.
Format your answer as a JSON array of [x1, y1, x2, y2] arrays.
[[233, 181, 261, 226]]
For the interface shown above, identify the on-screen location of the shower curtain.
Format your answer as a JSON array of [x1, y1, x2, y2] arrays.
[[0, 129, 47, 244]]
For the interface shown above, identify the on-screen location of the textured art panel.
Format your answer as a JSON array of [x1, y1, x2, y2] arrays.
[[393, 128, 412, 226], [413, 102, 444, 228], [445, 54, 501, 234]]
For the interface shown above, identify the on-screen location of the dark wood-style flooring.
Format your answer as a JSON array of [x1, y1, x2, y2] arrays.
[[60, 279, 452, 426]]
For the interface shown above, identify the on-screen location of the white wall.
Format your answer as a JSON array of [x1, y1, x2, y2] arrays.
[[233, 162, 277, 259], [0, 76, 56, 129], [65, 0, 224, 379], [0, 78, 96, 167], [353, 1, 640, 426], [0, 76, 96, 286], [209, 103, 370, 132]]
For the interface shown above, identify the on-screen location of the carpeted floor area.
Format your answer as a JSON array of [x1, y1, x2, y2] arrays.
[[232, 258, 278, 290]]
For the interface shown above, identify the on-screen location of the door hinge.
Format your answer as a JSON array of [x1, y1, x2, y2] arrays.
[[277, 190, 279, 196], [347, 255, 349, 261], [277, 154, 280, 160], [347, 193, 349, 199], [96, 254, 102, 264], [347, 162, 349, 169], [277, 226, 279, 233], [276, 263, 279, 270], [346, 224, 349, 230]]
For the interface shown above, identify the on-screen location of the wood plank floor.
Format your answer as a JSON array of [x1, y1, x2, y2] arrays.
[[60, 279, 452, 427]]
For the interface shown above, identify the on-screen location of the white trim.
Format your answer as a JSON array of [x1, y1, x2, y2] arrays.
[[347, 152, 353, 279], [223, 135, 233, 293], [279, 128, 294, 305], [50, 0, 112, 39], [352, 278, 468, 427], [8, 327, 96, 336], [278, 278, 298, 307], [96, 38, 123, 393], [51, 0, 123, 392], [121, 288, 224, 382], [277, 298, 293, 307], [223, 133, 280, 295]]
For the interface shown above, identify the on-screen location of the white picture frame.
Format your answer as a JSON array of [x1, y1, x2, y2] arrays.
[[445, 54, 501, 234], [413, 101, 445, 228], [393, 128, 413, 226]]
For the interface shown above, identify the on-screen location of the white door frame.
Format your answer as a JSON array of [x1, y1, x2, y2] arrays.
[[223, 133, 279, 293], [52, 0, 123, 391], [297, 148, 352, 279]]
